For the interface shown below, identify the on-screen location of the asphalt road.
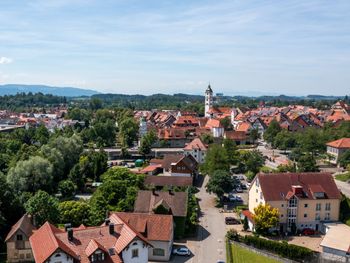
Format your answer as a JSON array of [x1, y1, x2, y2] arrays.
[[169, 176, 227, 263], [334, 177, 350, 198]]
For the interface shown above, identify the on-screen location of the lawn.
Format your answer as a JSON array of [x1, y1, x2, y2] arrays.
[[335, 172, 350, 182], [229, 242, 281, 263]]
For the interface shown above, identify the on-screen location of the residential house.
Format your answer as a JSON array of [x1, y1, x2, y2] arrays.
[[149, 154, 198, 177], [144, 175, 193, 188], [134, 190, 188, 238], [205, 118, 224, 138], [29, 220, 150, 263], [326, 138, 350, 165], [109, 212, 174, 262], [5, 214, 36, 263], [183, 138, 208, 164], [320, 223, 350, 262], [224, 131, 248, 145], [248, 172, 341, 233]]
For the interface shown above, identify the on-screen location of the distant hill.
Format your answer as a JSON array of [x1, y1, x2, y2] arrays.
[[0, 84, 99, 97]]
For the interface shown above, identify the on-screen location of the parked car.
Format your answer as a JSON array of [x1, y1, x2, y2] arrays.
[[228, 194, 243, 202], [302, 228, 315, 236], [237, 175, 245, 180], [241, 184, 247, 190], [173, 247, 191, 256], [217, 260, 225, 263], [235, 187, 243, 193], [225, 217, 240, 225]]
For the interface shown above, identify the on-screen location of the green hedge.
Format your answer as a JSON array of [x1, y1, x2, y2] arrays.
[[241, 235, 313, 262]]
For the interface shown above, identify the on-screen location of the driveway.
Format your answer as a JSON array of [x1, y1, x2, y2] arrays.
[[169, 176, 227, 263], [334, 177, 350, 198]]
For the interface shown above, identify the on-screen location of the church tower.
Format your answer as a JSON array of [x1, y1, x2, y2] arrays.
[[205, 84, 213, 117]]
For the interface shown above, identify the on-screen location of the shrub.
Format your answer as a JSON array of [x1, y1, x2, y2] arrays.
[[242, 235, 313, 261], [226, 229, 240, 241]]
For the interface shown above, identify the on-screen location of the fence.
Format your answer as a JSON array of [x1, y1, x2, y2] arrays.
[[230, 240, 299, 263]]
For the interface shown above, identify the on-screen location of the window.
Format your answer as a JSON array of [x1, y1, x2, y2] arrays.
[[281, 204, 284, 207], [132, 249, 139, 258], [256, 189, 258, 193], [16, 234, 23, 241], [304, 204, 308, 208], [256, 199, 258, 203], [316, 203, 321, 211], [26, 254, 31, 259], [325, 213, 330, 221], [91, 251, 104, 262], [304, 213, 307, 218], [315, 213, 320, 220], [153, 248, 165, 256], [325, 203, 331, 211], [55, 254, 61, 257], [260, 192, 263, 199], [280, 214, 284, 218]]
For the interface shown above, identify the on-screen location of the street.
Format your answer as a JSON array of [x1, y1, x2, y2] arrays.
[[334, 178, 350, 198], [170, 176, 227, 263]]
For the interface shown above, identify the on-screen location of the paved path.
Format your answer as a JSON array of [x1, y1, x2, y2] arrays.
[[170, 176, 226, 263], [334, 177, 350, 198]]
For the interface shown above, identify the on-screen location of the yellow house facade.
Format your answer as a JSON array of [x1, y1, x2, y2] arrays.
[[249, 172, 341, 233]]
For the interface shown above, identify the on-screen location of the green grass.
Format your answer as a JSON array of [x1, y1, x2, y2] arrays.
[[230, 242, 281, 263], [335, 172, 350, 182]]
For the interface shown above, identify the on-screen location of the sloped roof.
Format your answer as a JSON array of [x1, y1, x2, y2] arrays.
[[110, 212, 173, 242], [205, 118, 222, 129], [30, 220, 151, 263], [224, 131, 247, 140], [326, 138, 350, 148], [134, 190, 188, 217], [236, 122, 252, 132], [144, 175, 193, 187], [5, 214, 36, 242], [255, 172, 341, 201], [184, 138, 208, 151]]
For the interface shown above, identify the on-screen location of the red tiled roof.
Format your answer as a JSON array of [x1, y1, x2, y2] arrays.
[[140, 164, 162, 173], [184, 138, 208, 151], [224, 131, 247, 140], [241, 210, 254, 223], [236, 122, 251, 132], [30, 221, 151, 263], [256, 172, 341, 201], [205, 118, 222, 128], [110, 212, 173, 242], [144, 175, 193, 187], [326, 138, 350, 148]]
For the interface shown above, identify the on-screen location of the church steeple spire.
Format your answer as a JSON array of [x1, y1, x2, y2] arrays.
[[205, 83, 213, 117]]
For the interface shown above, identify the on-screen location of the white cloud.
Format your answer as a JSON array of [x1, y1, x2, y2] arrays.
[[0, 57, 13, 64]]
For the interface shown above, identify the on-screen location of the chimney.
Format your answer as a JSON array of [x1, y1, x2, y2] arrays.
[[152, 189, 156, 195], [64, 223, 72, 232], [168, 188, 173, 195], [67, 228, 73, 241], [109, 223, 115, 235], [105, 218, 110, 226]]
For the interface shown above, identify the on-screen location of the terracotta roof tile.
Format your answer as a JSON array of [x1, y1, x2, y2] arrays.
[[144, 175, 193, 187], [326, 138, 350, 148], [5, 213, 36, 242]]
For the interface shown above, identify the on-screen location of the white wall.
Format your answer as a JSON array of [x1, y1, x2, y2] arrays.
[[122, 239, 148, 263], [48, 251, 74, 263], [148, 241, 172, 261]]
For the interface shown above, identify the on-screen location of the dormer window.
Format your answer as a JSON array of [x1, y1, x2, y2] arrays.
[[91, 251, 105, 262]]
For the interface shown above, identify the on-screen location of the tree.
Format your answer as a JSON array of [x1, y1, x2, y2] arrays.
[[139, 130, 157, 156], [220, 117, 233, 131], [273, 130, 296, 151], [89, 97, 103, 110], [0, 173, 23, 237], [40, 145, 65, 183], [200, 144, 230, 175], [263, 120, 281, 143], [7, 156, 54, 193], [58, 180, 76, 200], [239, 150, 265, 175], [206, 170, 234, 199], [249, 128, 260, 144], [34, 124, 50, 145], [339, 150, 350, 168], [119, 117, 138, 147], [253, 204, 279, 235], [297, 153, 319, 172], [59, 200, 91, 226], [223, 138, 239, 164], [243, 216, 249, 231], [298, 128, 325, 156], [24, 190, 59, 227], [48, 135, 83, 176], [200, 133, 214, 145]]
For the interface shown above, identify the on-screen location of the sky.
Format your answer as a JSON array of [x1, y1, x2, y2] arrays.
[[0, 0, 350, 96]]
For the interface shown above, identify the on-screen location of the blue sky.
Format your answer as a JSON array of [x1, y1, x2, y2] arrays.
[[0, 0, 349, 96]]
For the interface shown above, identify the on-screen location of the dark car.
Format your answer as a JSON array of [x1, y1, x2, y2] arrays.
[[225, 217, 240, 225], [302, 228, 315, 235]]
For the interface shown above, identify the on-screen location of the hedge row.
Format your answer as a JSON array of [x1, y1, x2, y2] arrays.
[[242, 235, 313, 262]]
